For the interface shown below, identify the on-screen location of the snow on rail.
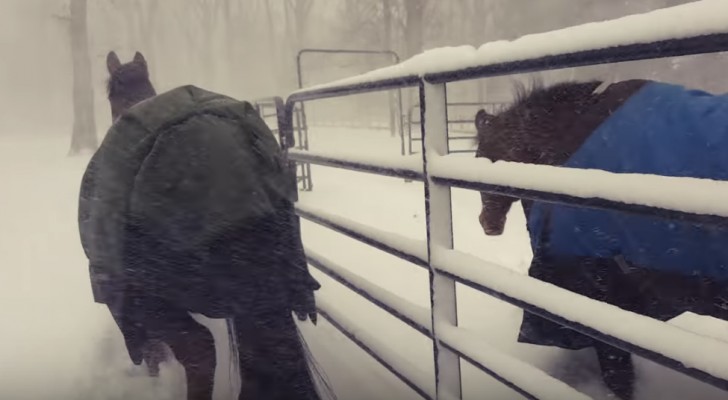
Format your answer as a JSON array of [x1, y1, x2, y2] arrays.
[[288, 149, 423, 180], [306, 241, 591, 399], [306, 247, 589, 400], [432, 247, 728, 382], [294, 0, 728, 94], [305, 248, 431, 334], [437, 324, 591, 400], [315, 296, 442, 400], [430, 155, 728, 219], [296, 200, 429, 265]]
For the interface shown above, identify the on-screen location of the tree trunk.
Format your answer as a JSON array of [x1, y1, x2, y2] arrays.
[[470, 0, 488, 103], [293, 1, 310, 50], [403, 0, 424, 110], [138, 0, 159, 79], [263, 1, 283, 92], [383, 0, 392, 51], [68, 0, 97, 155], [222, 0, 243, 96], [403, 0, 423, 59], [287, 0, 313, 91], [382, 0, 398, 136]]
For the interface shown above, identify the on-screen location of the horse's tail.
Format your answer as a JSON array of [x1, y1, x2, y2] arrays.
[[225, 314, 336, 400], [225, 318, 240, 397], [296, 322, 338, 400]]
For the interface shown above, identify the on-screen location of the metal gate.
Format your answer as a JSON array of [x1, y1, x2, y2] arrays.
[[271, 3, 728, 399]]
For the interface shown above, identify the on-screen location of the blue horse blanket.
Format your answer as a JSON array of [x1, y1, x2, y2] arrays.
[[528, 82, 728, 280], [519, 82, 728, 350]]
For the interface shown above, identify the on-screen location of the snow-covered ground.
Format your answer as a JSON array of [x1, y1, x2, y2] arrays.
[[1, 127, 727, 400]]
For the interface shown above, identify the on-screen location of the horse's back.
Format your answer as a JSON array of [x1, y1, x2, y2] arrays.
[[80, 85, 303, 317], [528, 81, 728, 280]]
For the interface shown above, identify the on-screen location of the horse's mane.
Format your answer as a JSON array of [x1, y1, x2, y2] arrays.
[[105, 76, 116, 97], [476, 78, 607, 164], [506, 78, 603, 116], [476, 79, 603, 143]]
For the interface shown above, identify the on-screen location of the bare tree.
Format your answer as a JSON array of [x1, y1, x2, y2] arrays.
[[402, 0, 424, 59], [285, 0, 315, 52], [220, 0, 260, 96], [383, 0, 393, 51], [109, 0, 159, 69], [67, 0, 98, 154]]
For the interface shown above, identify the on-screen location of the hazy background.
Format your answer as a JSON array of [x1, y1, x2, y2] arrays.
[[1, 0, 726, 152], [2, 2, 728, 399]]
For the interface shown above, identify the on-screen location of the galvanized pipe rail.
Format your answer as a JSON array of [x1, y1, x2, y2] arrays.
[[252, 97, 313, 191], [273, 4, 728, 399], [405, 101, 505, 155]]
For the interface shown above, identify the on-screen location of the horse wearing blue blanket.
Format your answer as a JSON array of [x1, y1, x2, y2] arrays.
[[475, 79, 728, 400]]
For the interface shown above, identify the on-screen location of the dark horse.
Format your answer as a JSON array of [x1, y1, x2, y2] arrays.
[[475, 79, 728, 399], [79, 51, 325, 400]]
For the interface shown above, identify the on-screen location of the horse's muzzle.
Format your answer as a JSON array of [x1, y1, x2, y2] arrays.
[[479, 208, 505, 236]]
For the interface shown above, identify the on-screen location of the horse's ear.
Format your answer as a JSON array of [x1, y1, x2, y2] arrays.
[[133, 51, 147, 67], [107, 51, 121, 74], [475, 109, 495, 131]]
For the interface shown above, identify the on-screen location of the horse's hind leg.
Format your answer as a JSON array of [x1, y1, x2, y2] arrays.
[[141, 339, 166, 377], [594, 341, 635, 400], [162, 317, 217, 400], [140, 297, 217, 400], [233, 310, 320, 400]]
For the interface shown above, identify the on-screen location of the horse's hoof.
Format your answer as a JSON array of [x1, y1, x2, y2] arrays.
[[147, 363, 160, 377]]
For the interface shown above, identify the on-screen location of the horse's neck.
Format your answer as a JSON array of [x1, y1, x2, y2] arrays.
[[543, 79, 649, 166], [131, 83, 157, 106], [115, 84, 157, 118]]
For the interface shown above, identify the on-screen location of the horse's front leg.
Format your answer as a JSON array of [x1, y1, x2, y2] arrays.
[[141, 338, 168, 377], [593, 341, 635, 400]]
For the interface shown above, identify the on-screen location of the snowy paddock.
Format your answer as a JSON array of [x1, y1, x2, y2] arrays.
[[2, 126, 728, 400]]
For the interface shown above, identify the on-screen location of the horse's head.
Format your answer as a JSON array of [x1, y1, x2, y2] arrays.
[[106, 51, 156, 121], [474, 108, 523, 236], [474, 80, 608, 236]]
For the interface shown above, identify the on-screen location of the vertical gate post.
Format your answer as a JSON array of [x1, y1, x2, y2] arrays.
[[390, 90, 397, 138], [407, 106, 414, 155], [419, 81, 462, 400], [397, 89, 406, 156], [276, 98, 299, 202]]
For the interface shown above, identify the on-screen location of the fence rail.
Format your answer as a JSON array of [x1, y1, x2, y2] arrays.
[[253, 97, 313, 191], [404, 101, 505, 155], [274, 2, 728, 398], [300, 204, 593, 400]]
